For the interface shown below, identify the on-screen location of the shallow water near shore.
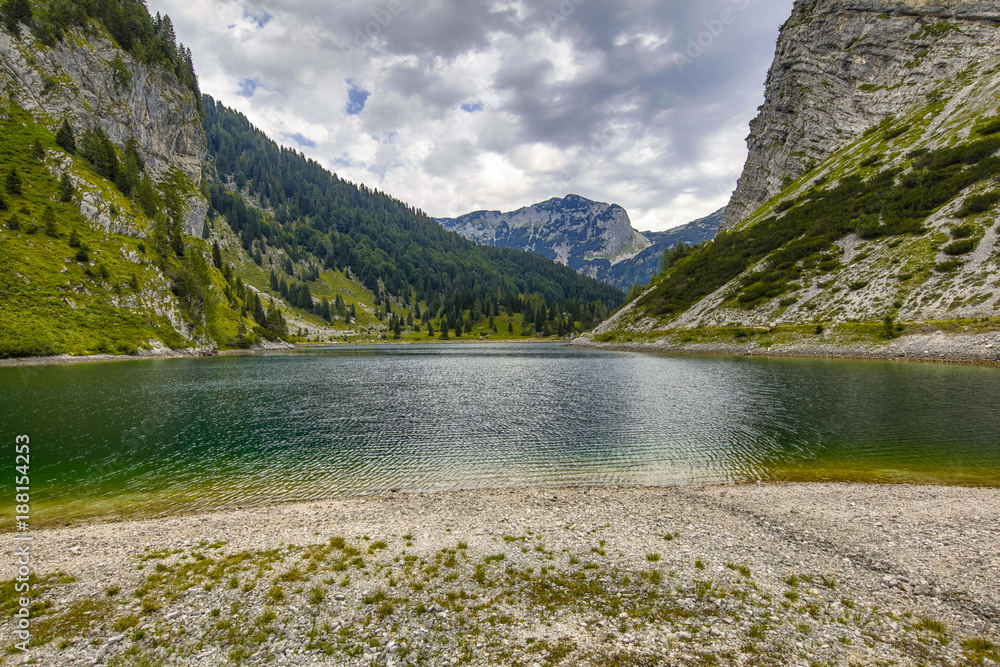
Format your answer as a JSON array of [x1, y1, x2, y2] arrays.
[[1, 342, 998, 528]]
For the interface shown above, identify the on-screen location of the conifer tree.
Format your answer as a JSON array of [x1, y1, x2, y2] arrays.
[[2, 0, 32, 35], [136, 176, 158, 216], [253, 296, 267, 327], [169, 217, 184, 257], [299, 283, 313, 311], [59, 172, 73, 202], [42, 206, 57, 236], [6, 166, 22, 196], [55, 120, 76, 153]]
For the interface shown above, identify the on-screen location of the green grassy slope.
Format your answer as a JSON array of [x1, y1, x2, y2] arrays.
[[2, 103, 184, 356]]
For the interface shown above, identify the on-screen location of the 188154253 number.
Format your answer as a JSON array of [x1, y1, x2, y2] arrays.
[[15, 435, 29, 524]]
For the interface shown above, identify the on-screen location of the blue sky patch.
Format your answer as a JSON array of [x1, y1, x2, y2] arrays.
[[461, 101, 484, 113], [286, 132, 316, 148], [346, 81, 370, 115], [237, 78, 260, 98], [244, 9, 272, 28]]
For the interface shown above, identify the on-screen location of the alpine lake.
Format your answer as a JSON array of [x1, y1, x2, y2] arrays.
[[2, 342, 998, 529]]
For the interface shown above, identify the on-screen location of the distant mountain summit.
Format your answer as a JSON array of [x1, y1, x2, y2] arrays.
[[439, 195, 721, 290], [438, 194, 648, 267]]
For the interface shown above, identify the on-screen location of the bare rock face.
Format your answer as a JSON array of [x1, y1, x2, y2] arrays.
[[440, 194, 650, 270], [723, 0, 1000, 230], [0, 27, 207, 235], [441, 196, 724, 289]]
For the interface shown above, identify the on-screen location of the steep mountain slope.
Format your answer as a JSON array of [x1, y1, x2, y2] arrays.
[[585, 0, 1000, 359], [723, 0, 1000, 230], [201, 102, 624, 339], [439, 196, 721, 290], [0, 6, 240, 357]]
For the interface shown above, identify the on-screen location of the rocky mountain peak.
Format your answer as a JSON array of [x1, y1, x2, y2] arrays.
[[438, 194, 649, 269]]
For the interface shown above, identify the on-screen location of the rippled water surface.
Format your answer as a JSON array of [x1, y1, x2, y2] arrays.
[[2, 343, 999, 526]]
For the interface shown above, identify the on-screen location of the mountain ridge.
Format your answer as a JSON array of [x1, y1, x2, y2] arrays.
[[439, 194, 649, 268], [439, 195, 721, 290]]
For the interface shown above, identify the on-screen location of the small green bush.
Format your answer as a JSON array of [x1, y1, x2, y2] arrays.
[[957, 192, 1000, 217], [883, 124, 911, 141], [977, 116, 1000, 136], [859, 153, 883, 167], [951, 223, 975, 239], [934, 259, 963, 273], [943, 239, 976, 255]]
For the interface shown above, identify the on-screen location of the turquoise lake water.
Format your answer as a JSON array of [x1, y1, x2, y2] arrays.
[[1, 343, 998, 527]]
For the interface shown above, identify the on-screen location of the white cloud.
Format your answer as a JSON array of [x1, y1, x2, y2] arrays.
[[149, 0, 793, 231]]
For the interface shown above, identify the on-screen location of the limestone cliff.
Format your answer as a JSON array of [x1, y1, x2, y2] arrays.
[[723, 0, 1000, 230], [0, 18, 236, 357], [0, 28, 207, 235]]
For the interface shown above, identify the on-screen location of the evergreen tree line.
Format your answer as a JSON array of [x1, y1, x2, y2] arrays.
[[0, 0, 199, 107], [214, 242, 287, 341], [201, 96, 623, 321]]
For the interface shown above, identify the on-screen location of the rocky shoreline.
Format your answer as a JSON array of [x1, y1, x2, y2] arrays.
[[572, 330, 1000, 366], [0, 340, 295, 368], [2, 483, 998, 666], [8, 329, 999, 369]]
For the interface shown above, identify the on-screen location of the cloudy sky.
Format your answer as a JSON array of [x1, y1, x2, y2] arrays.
[[149, 0, 794, 231]]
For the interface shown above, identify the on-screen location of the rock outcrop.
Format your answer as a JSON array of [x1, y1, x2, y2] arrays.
[[0, 27, 207, 235], [723, 0, 1000, 230]]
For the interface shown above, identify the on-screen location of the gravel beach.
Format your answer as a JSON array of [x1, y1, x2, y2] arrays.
[[571, 330, 1000, 366], [2, 483, 998, 666]]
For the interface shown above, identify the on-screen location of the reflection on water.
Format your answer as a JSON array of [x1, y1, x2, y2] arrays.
[[1, 343, 998, 527]]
